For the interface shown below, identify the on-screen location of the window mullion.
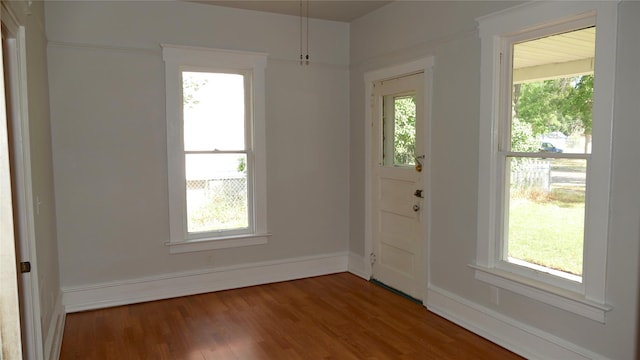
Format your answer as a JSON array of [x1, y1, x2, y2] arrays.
[[503, 152, 590, 160], [244, 71, 253, 151], [496, 152, 509, 264], [499, 38, 513, 153], [185, 150, 248, 155]]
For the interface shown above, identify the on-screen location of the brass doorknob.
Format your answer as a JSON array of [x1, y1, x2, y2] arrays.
[[415, 155, 425, 172]]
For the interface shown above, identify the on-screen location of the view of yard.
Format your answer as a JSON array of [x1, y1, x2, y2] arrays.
[[505, 28, 594, 280], [187, 177, 248, 233], [508, 158, 586, 276]]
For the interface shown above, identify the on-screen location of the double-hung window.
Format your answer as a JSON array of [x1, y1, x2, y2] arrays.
[[163, 45, 269, 253], [474, 2, 617, 322]]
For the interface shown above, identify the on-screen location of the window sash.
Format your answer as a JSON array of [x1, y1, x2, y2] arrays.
[[496, 153, 588, 293], [494, 20, 596, 290], [180, 70, 255, 239], [180, 68, 252, 152], [184, 151, 254, 239]]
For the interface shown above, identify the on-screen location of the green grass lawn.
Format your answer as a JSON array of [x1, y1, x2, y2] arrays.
[[508, 157, 587, 277], [508, 197, 584, 276]]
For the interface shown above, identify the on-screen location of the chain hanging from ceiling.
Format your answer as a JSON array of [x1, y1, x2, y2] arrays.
[[300, 0, 309, 66]]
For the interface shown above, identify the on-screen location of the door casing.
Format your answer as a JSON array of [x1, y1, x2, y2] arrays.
[[2, 3, 44, 358], [364, 57, 434, 302]]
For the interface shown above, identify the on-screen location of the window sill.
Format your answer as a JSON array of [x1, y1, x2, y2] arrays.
[[469, 264, 612, 323], [166, 233, 270, 254]]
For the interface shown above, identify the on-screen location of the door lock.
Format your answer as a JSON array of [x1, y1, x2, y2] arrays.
[[415, 155, 425, 172], [414, 189, 423, 198], [413, 204, 421, 212]]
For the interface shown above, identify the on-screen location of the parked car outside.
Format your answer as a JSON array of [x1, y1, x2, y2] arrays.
[[539, 142, 563, 153]]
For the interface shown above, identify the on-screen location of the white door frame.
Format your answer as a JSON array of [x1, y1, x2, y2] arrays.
[[364, 57, 434, 301], [2, 2, 44, 359]]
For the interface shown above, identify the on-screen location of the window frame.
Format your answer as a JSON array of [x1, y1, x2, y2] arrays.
[[473, 2, 617, 322], [162, 45, 269, 254], [497, 20, 595, 294], [182, 69, 253, 239]]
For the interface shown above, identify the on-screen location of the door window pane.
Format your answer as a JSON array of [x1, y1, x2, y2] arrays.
[[383, 94, 416, 166], [183, 72, 245, 151]]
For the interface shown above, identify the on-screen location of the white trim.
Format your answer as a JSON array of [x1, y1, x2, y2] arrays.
[[162, 44, 267, 70], [47, 41, 345, 69], [580, 2, 617, 305], [62, 253, 348, 313], [363, 56, 435, 282], [475, 1, 617, 318], [470, 265, 611, 323], [347, 251, 368, 280], [44, 292, 65, 360], [48, 41, 160, 56], [1, 4, 45, 359], [166, 233, 270, 254], [427, 285, 610, 360]]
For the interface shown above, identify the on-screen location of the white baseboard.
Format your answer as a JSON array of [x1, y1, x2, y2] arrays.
[[62, 252, 349, 313], [58, 255, 608, 359], [45, 291, 65, 360], [347, 251, 369, 280], [426, 285, 608, 360]]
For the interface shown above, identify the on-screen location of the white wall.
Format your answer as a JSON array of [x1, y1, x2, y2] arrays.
[[44, 0, 640, 358], [350, 1, 639, 359], [46, 1, 350, 286]]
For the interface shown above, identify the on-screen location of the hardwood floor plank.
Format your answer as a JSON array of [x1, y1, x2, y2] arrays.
[[60, 273, 523, 359]]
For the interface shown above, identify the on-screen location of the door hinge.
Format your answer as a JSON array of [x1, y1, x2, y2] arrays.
[[20, 261, 31, 273], [370, 252, 377, 265]]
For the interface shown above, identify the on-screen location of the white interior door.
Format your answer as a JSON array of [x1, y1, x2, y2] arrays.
[[371, 72, 425, 300], [0, 5, 23, 358], [2, 15, 43, 359]]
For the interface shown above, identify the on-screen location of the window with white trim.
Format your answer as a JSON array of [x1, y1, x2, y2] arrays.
[[162, 45, 269, 254], [474, 2, 617, 322]]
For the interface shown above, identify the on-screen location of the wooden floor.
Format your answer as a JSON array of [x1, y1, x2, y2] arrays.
[[59, 273, 523, 359]]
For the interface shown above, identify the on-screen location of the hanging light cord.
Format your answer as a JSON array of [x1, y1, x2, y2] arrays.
[[305, 0, 309, 65], [299, 0, 303, 65], [299, 0, 310, 66]]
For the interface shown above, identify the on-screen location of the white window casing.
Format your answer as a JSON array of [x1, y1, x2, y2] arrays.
[[473, 1, 617, 322], [162, 45, 270, 254]]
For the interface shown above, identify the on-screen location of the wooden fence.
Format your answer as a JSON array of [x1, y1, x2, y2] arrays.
[[510, 158, 551, 192]]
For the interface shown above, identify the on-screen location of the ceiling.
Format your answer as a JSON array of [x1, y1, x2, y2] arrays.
[[189, 0, 393, 22], [513, 27, 595, 83]]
